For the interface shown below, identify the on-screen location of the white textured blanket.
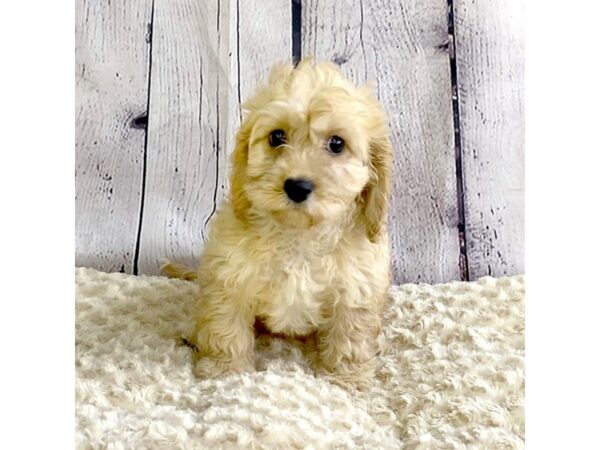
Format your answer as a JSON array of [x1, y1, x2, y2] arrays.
[[75, 268, 524, 449]]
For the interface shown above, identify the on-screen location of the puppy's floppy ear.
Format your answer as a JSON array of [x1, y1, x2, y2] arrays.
[[230, 116, 253, 223], [363, 133, 392, 243], [230, 61, 295, 222]]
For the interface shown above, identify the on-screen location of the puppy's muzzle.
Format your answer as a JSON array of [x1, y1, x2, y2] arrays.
[[284, 178, 313, 203]]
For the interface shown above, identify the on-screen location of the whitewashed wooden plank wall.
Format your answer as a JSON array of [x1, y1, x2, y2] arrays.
[[454, 0, 524, 278], [75, 0, 524, 283], [75, 0, 153, 273]]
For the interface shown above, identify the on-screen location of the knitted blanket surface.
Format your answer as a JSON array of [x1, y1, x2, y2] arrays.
[[75, 268, 524, 449]]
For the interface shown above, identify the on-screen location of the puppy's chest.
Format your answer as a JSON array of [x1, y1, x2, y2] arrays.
[[252, 244, 333, 335]]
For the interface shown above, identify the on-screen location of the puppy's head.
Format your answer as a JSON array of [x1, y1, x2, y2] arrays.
[[231, 60, 392, 242]]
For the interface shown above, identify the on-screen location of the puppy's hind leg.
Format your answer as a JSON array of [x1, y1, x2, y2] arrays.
[[193, 288, 256, 379], [160, 259, 198, 281], [317, 302, 383, 390]]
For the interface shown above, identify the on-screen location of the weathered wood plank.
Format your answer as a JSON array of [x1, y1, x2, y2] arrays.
[[237, 2, 292, 102], [303, 0, 461, 283], [454, 0, 524, 278], [75, 0, 153, 273], [137, 0, 291, 274]]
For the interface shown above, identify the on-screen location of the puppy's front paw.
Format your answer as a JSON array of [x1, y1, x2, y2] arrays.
[[193, 355, 255, 380], [316, 360, 376, 391]]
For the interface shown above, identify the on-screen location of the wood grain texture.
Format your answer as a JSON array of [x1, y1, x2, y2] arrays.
[[137, 0, 291, 274], [454, 0, 524, 278], [75, 0, 524, 281], [237, 1, 292, 101], [75, 0, 153, 273], [303, 0, 461, 283]]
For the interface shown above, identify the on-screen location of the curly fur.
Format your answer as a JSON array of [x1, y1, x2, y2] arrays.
[[162, 59, 393, 389]]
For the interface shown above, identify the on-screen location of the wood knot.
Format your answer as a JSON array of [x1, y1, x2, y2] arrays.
[[332, 54, 349, 65], [131, 114, 148, 129], [437, 41, 450, 52]]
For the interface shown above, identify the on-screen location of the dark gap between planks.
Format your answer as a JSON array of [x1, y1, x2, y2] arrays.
[[133, 0, 155, 275], [447, 0, 470, 281], [292, 0, 301, 64]]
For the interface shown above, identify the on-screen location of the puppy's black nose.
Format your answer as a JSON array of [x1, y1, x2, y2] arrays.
[[283, 178, 314, 203]]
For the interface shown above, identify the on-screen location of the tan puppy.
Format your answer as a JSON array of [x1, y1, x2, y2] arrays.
[[163, 59, 392, 389]]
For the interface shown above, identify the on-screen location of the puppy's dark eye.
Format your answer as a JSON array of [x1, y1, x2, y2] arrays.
[[327, 135, 345, 154], [269, 129, 286, 147]]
